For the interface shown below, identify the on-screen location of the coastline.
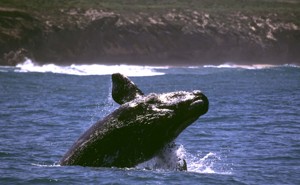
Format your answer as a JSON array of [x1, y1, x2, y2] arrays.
[[1, 0, 300, 66]]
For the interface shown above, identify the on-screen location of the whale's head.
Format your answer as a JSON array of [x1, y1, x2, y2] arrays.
[[130, 90, 209, 138], [154, 90, 208, 117], [112, 73, 209, 144]]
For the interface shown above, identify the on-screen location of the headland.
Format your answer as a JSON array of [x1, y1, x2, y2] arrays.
[[1, 0, 299, 66]]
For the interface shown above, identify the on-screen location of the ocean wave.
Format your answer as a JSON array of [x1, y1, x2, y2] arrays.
[[203, 63, 299, 69], [15, 59, 166, 77], [7, 59, 299, 76], [31, 163, 61, 167]]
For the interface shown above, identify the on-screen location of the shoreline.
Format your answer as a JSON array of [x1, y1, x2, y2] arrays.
[[1, 0, 300, 66]]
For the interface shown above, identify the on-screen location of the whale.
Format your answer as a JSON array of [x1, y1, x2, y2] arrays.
[[60, 73, 209, 169]]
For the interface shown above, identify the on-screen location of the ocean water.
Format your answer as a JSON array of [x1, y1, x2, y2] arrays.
[[1, 60, 299, 184]]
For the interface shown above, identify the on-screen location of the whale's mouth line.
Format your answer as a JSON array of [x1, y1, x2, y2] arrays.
[[191, 99, 203, 105], [190, 96, 204, 107], [189, 95, 209, 114], [194, 96, 203, 102]]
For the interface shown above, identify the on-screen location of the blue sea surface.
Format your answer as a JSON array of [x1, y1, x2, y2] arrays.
[[0, 63, 299, 184]]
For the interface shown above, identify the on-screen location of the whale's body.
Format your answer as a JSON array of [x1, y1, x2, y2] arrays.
[[60, 73, 208, 169]]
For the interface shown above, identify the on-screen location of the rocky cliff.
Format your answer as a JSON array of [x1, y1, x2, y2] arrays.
[[1, 6, 300, 66]]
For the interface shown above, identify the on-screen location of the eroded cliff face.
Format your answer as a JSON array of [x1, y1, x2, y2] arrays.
[[1, 8, 299, 66]]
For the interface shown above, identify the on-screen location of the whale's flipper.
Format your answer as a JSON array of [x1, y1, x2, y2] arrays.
[[112, 73, 144, 104]]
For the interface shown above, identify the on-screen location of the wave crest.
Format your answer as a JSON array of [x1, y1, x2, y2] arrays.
[[203, 63, 276, 69], [15, 59, 165, 77], [203, 63, 299, 69]]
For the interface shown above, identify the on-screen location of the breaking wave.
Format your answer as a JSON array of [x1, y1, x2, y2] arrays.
[[15, 59, 166, 77], [6, 59, 298, 77], [203, 63, 299, 69]]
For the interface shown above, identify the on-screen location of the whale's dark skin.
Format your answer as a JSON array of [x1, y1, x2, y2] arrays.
[[111, 73, 143, 104], [60, 73, 209, 168]]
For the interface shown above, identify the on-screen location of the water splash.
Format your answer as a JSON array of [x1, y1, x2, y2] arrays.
[[137, 144, 232, 174], [186, 152, 217, 173], [136, 144, 185, 171], [15, 59, 165, 77]]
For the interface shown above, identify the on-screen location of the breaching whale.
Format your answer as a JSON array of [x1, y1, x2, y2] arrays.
[[60, 73, 209, 169]]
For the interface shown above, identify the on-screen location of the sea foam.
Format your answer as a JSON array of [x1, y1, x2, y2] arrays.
[[137, 144, 232, 174], [15, 59, 166, 77], [203, 63, 300, 69], [203, 63, 276, 69]]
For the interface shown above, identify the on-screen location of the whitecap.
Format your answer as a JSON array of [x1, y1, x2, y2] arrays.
[[31, 163, 61, 167], [203, 63, 276, 69], [15, 59, 166, 77]]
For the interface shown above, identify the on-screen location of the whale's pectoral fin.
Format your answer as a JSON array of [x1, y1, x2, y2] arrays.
[[112, 73, 144, 104]]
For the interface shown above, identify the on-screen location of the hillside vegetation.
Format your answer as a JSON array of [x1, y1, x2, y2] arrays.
[[1, 0, 300, 65]]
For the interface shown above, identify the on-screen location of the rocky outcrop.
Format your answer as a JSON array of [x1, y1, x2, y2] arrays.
[[1, 8, 300, 66], [2, 48, 31, 66], [0, 8, 43, 65]]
